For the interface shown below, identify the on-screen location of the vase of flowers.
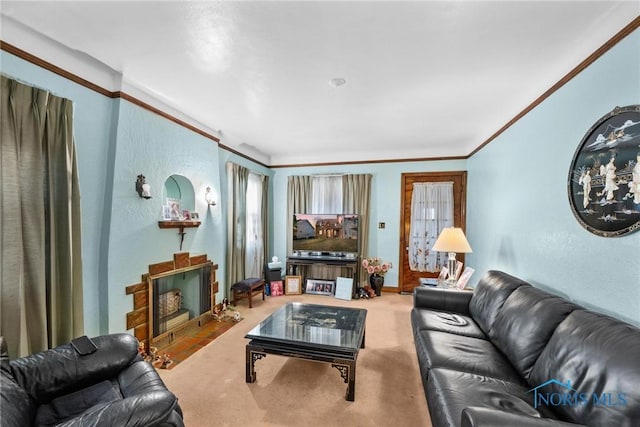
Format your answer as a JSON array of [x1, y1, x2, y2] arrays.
[[362, 257, 392, 296]]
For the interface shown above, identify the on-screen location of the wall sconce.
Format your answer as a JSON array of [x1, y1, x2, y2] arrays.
[[136, 174, 152, 199], [205, 187, 217, 206]]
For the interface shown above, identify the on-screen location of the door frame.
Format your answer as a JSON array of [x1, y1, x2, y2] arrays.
[[398, 171, 467, 293]]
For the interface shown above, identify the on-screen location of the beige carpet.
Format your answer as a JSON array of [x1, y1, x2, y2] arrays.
[[158, 293, 431, 426]]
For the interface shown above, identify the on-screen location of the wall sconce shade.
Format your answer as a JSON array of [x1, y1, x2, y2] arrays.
[[136, 174, 152, 199], [205, 187, 217, 206], [431, 227, 472, 285]]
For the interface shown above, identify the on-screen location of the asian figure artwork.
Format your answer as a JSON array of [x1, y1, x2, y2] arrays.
[[568, 105, 640, 237]]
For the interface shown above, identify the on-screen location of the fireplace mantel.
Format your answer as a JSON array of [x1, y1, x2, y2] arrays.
[[126, 252, 219, 349]]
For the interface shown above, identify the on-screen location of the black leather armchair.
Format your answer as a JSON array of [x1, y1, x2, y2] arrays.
[[1, 333, 184, 427]]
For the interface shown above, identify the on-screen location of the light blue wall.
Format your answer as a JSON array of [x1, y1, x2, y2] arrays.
[[271, 160, 467, 288], [466, 29, 640, 325]]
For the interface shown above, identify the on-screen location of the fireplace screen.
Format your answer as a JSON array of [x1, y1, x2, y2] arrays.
[[151, 265, 212, 340]]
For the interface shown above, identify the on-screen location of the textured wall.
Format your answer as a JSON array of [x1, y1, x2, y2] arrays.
[[466, 29, 640, 325], [107, 100, 224, 333]]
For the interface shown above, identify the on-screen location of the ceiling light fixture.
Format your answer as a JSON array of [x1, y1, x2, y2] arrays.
[[329, 77, 346, 88]]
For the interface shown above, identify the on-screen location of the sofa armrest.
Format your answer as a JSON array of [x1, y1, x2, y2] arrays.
[[413, 286, 473, 315], [10, 334, 139, 402], [461, 407, 585, 427], [118, 360, 174, 397], [56, 390, 183, 427]]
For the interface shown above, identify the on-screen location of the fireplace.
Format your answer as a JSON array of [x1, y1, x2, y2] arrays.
[[126, 252, 219, 350]]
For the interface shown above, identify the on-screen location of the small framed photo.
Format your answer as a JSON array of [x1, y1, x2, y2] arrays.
[[182, 210, 191, 220], [162, 205, 171, 220], [454, 261, 464, 281], [167, 198, 181, 220], [334, 277, 353, 301], [270, 281, 284, 296], [456, 267, 475, 289], [190, 212, 200, 220], [438, 266, 449, 281], [285, 275, 302, 295], [305, 279, 335, 296]]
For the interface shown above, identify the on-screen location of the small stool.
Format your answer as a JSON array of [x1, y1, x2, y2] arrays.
[[231, 278, 265, 308]]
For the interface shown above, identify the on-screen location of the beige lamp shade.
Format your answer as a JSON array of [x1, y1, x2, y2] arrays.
[[431, 227, 472, 253]]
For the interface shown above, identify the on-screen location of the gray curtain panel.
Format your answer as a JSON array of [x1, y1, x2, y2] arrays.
[[286, 175, 311, 255], [261, 174, 269, 268], [1, 76, 84, 358], [343, 174, 372, 286], [226, 162, 249, 293]]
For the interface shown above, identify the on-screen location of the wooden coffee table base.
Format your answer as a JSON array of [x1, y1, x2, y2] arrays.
[[246, 334, 364, 401]]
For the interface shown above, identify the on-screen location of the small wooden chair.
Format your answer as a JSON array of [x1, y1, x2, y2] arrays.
[[231, 278, 265, 308]]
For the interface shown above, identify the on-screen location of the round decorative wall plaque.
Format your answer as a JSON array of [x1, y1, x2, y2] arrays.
[[568, 105, 640, 237]]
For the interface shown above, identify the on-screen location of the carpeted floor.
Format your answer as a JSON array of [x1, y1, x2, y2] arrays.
[[158, 293, 431, 426]]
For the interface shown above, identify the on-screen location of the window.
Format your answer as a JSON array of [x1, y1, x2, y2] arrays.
[[311, 175, 342, 213], [409, 182, 453, 272]]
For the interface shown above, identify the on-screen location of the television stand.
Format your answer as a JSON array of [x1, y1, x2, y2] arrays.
[[286, 256, 360, 297]]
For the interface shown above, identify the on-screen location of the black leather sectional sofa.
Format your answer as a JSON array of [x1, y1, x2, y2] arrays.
[[411, 270, 640, 427], [1, 333, 184, 426]]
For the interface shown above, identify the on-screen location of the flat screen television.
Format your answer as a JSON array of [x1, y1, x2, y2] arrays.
[[292, 213, 359, 255]]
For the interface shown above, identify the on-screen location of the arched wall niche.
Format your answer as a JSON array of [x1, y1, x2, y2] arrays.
[[163, 174, 195, 216]]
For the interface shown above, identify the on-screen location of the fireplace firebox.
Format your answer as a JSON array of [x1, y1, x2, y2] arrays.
[[126, 252, 219, 350]]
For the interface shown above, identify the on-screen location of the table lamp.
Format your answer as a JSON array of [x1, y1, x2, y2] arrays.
[[431, 227, 472, 285]]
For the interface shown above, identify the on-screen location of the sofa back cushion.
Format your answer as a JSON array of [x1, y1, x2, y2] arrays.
[[468, 270, 530, 335], [1, 336, 36, 426], [529, 310, 640, 427], [489, 286, 579, 380], [10, 333, 139, 402]]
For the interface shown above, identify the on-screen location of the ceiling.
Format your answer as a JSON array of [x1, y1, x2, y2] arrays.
[[1, 1, 638, 166]]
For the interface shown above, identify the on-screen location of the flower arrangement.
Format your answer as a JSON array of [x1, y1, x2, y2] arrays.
[[361, 257, 393, 276]]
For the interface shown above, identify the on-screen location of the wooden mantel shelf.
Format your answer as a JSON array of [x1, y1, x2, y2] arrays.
[[158, 220, 201, 229]]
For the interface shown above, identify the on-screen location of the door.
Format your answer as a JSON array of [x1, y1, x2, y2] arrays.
[[398, 171, 467, 294]]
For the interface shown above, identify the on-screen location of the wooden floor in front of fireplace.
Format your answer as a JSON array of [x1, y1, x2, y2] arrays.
[[154, 316, 242, 370]]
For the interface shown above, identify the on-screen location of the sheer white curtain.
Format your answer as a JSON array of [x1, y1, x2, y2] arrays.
[[245, 172, 264, 278], [311, 175, 343, 213], [409, 182, 453, 272], [310, 175, 343, 278]]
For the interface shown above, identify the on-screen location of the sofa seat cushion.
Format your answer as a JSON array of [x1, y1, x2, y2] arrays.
[[411, 308, 487, 340], [426, 368, 558, 427], [415, 330, 523, 384], [34, 380, 122, 426]]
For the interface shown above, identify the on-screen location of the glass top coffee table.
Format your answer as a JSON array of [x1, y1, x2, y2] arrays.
[[245, 302, 367, 401]]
